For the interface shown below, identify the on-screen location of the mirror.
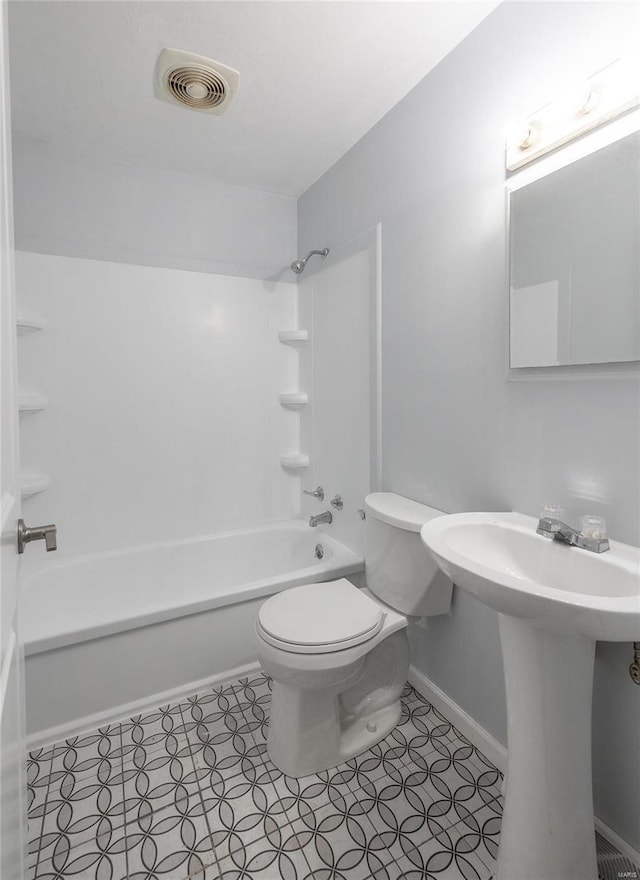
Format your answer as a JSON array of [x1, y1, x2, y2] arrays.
[[509, 131, 640, 368]]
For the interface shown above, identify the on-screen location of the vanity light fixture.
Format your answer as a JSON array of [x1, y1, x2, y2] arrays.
[[506, 54, 640, 171]]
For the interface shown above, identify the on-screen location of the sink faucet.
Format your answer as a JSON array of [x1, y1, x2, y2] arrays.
[[536, 517, 609, 553], [309, 510, 332, 528]]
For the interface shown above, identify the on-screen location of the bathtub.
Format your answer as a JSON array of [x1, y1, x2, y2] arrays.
[[23, 520, 364, 744]]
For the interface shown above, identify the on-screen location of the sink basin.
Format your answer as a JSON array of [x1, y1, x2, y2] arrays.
[[420, 511, 640, 641], [420, 511, 640, 880]]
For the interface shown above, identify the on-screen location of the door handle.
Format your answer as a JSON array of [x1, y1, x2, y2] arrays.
[[17, 518, 57, 554]]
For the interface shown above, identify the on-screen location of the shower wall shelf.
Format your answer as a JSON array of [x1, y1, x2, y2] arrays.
[[16, 310, 47, 334], [18, 391, 48, 415], [279, 392, 309, 409], [280, 454, 310, 470], [21, 474, 50, 500], [279, 330, 309, 345]]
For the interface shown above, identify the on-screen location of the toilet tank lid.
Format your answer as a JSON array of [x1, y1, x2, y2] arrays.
[[364, 492, 445, 532]]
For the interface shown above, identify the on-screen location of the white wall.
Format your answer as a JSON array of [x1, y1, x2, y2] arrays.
[[16, 252, 298, 560], [298, 0, 640, 851], [12, 138, 297, 282], [298, 244, 375, 554]]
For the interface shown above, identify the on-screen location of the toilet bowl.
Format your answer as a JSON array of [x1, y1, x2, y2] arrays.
[[254, 492, 453, 778]]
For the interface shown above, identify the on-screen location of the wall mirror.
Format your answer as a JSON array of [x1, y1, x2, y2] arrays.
[[508, 130, 640, 368]]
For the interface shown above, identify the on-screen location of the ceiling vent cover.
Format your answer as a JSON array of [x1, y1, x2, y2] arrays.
[[154, 48, 239, 114]]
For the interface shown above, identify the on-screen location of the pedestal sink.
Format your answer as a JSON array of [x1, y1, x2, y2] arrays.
[[420, 512, 640, 880]]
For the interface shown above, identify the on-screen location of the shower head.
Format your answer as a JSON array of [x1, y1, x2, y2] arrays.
[[290, 248, 329, 275]]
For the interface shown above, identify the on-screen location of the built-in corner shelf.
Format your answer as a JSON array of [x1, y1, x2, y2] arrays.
[[18, 390, 48, 415], [279, 392, 309, 409], [279, 330, 309, 345], [280, 454, 310, 470], [16, 310, 47, 334], [21, 473, 50, 500]]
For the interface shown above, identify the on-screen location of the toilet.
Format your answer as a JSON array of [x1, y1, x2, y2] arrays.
[[254, 492, 453, 777]]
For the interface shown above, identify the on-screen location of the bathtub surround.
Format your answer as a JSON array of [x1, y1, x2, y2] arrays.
[[299, 232, 380, 556], [16, 252, 298, 559], [298, 0, 640, 855]]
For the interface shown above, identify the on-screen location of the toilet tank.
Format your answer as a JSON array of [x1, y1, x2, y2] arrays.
[[364, 492, 453, 617]]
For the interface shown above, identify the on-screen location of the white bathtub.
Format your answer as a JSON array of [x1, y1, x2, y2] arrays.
[[23, 521, 364, 743]]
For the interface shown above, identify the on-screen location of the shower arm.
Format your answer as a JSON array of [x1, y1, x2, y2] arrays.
[[302, 249, 327, 262], [290, 248, 329, 275]]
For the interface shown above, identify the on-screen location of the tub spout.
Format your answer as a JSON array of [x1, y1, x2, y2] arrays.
[[309, 511, 332, 528]]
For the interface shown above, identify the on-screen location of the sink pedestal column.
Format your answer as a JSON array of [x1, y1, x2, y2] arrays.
[[497, 614, 597, 880]]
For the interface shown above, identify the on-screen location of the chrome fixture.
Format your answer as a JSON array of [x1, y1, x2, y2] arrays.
[[357, 508, 366, 521], [630, 643, 640, 685], [309, 511, 332, 528], [536, 516, 610, 553], [290, 248, 329, 275], [303, 486, 324, 501], [17, 518, 57, 554], [314, 543, 324, 560], [330, 495, 343, 511]]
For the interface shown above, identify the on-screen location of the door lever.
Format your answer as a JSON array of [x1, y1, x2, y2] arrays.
[[17, 518, 57, 554]]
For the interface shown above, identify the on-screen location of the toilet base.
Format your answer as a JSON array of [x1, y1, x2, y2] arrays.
[[267, 681, 402, 777], [264, 628, 409, 778]]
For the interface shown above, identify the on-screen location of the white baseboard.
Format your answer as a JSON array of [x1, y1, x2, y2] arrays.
[[408, 664, 507, 773], [26, 660, 261, 752], [409, 665, 640, 867]]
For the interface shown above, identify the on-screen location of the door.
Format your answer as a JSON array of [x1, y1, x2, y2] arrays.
[[0, 0, 26, 876]]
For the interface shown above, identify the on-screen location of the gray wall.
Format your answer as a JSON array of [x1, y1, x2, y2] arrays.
[[13, 137, 297, 281], [299, 1, 640, 850]]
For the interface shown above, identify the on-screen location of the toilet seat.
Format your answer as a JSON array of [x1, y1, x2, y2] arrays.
[[257, 578, 385, 654]]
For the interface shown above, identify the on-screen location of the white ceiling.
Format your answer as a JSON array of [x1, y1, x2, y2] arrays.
[[8, 1, 499, 197]]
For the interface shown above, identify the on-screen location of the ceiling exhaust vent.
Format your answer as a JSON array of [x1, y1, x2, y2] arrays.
[[154, 48, 239, 114]]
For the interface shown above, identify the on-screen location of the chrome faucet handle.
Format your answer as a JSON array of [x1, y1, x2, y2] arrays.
[[330, 495, 343, 510], [17, 518, 57, 554], [303, 486, 324, 501]]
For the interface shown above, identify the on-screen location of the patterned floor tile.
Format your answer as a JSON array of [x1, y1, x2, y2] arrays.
[[293, 787, 399, 880], [345, 740, 410, 791], [400, 700, 461, 752], [216, 822, 310, 880], [263, 761, 362, 829], [37, 737, 128, 867], [409, 744, 503, 824], [199, 765, 297, 861], [233, 673, 273, 707], [27, 748, 52, 816], [348, 752, 502, 870], [119, 749, 206, 832], [33, 820, 130, 880], [27, 748, 53, 874], [395, 814, 496, 880], [118, 704, 189, 761], [183, 687, 265, 773], [28, 672, 637, 880], [124, 797, 218, 879], [449, 798, 502, 870]]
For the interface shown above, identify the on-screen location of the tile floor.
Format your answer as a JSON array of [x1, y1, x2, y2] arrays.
[[26, 673, 637, 880]]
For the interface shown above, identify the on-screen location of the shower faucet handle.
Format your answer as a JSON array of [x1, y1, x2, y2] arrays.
[[17, 518, 57, 554], [303, 486, 324, 501]]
